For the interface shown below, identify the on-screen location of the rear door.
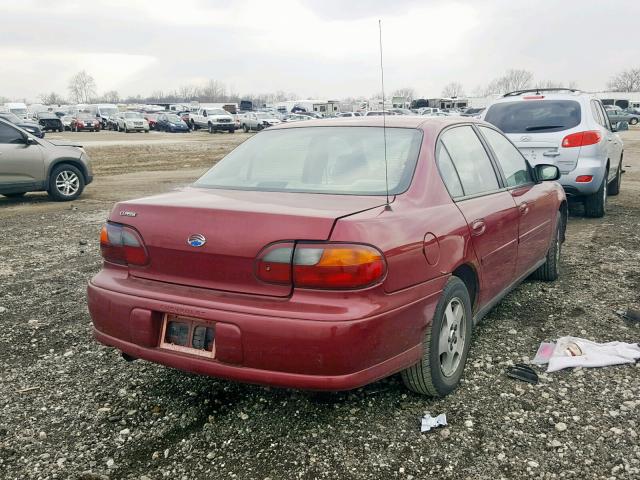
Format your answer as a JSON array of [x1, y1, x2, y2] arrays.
[[478, 125, 555, 277], [438, 125, 519, 306], [594, 101, 623, 182]]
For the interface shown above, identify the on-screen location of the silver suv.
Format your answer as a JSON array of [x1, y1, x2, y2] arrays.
[[0, 118, 93, 201], [482, 89, 624, 217]]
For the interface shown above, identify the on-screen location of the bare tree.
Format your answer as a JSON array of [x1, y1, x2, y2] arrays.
[[534, 80, 578, 90], [478, 69, 533, 96], [67, 71, 97, 103], [39, 92, 66, 105], [441, 82, 465, 98], [607, 68, 640, 92], [392, 87, 415, 99], [100, 90, 120, 103]]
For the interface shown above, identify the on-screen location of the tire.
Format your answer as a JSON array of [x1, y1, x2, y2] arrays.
[[531, 212, 562, 281], [208, 123, 213, 134], [608, 158, 622, 196], [243, 124, 249, 133], [59, 127, 64, 133], [584, 172, 607, 218], [2, 192, 26, 198], [47, 164, 85, 201], [401, 276, 473, 397], [124, 126, 129, 133], [229, 128, 235, 134], [74, 126, 79, 133], [630, 118, 638, 125]]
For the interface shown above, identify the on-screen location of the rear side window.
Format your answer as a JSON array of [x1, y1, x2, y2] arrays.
[[479, 126, 532, 187], [485, 100, 581, 133], [439, 126, 499, 196], [590, 100, 605, 127], [436, 143, 464, 198]]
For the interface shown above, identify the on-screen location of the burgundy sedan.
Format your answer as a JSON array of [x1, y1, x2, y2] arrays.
[[88, 117, 566, 396]]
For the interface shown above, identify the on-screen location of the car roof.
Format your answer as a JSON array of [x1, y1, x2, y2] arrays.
[[490, 89, 592, 104], [270, 115, 484, 132]]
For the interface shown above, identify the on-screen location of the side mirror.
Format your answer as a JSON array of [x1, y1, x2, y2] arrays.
[[202, 111, 207, 117], [24, 136, 38, 146], [534, 164, 560, 182]]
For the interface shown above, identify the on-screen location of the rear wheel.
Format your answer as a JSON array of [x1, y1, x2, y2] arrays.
[[2, 192, 26, 198], [584, 173, 607, 218], [47, 164, 85, 201], [630, 118, 638, 125], [243, 124, 249, 133], [208, 123, 213, 134], [531, 212, 562, 281], [401, 276, 472, 397], [229, 128, 235, 134]]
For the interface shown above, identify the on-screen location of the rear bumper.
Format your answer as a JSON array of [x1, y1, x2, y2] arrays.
[[559, 157, 606, 196], [87, 273, 443, 390]]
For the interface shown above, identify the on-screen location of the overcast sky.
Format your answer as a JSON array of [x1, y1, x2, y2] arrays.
[[1, 0, 638, 102]]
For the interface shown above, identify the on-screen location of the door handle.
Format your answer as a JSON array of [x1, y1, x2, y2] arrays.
[[543, 151, 560, 157], [470, 219, 486, 237], [607, 137, 613, 142], [519, 202, 530, 215]]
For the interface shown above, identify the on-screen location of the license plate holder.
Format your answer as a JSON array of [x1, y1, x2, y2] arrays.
[[159, 314, 216, 358]]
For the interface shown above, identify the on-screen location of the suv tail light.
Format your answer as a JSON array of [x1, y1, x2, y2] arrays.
[[256, 242, 386, 289], [100, 222, 149, 266], [561, 130, 601, 148]]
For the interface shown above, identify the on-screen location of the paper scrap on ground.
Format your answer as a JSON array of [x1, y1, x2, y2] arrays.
[[421, 413, 447, 432], [535, 337, 640, 372]]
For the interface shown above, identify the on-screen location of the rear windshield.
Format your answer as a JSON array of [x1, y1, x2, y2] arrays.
[[485, 100, 581, 133], [195, 126, 422, 195]]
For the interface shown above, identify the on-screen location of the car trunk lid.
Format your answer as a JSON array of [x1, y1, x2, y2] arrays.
[[506, 132, 581, 173], [109, 187, 388, 297]]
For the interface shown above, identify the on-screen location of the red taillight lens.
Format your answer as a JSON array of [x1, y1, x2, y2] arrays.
[[100, 222, 149, 266], [523, 95, 545, 100], [561, 130, 601, 148], [256, 242, 386, 289], [575, 175, 593, 183]]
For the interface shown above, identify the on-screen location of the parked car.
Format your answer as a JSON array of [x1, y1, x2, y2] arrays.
[[190, 107, 235, 133], [389, 108, 414, 116], [0, 118, 93, 200], [482, 89, 624, 217], [144, 113, 159, 130], [116, 112, 149, 133], [0, 111, 44, 138], [241, 112, 281, 132], [605, 107, 639, 125], [155, 113, 190, 132], [71, 113, 101, 132], [61, 114, 75, 131], [93, 104, 119, 129], [36, 112, 64, 132], [420, 107, 441, 115], [460, 107, 485, 118], [88, 116, 566, 397], [336, 112, 363, 117]]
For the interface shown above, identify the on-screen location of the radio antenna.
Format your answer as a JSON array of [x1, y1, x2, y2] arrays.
[[378, 20, 391, 209]]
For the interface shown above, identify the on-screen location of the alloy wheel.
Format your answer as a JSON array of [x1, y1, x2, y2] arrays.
[[55, 170, 80, 197], [438, 297, 466, 377]]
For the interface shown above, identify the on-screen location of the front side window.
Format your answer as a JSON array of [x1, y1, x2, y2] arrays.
[[479, 126, 532, 187], [195, 126, 423, 196], [0, 122, 25, 144], [439, 126, 499, 196]]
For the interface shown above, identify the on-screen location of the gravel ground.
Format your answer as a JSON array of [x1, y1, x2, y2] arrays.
[[0, 129, 639, 480]]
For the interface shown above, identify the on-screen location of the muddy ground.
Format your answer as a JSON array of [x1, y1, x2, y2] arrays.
[[0, 128, 639, 480]]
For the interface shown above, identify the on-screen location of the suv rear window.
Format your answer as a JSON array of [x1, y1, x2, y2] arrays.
[[485, 100, 581, 133]]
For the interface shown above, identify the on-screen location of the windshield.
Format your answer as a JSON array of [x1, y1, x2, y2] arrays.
[[99, 107, 118, 115], [194, 126, 422, 195], [207, 109, 229, 116], [485, 100, 581, 133], [1, 112, 21, 123], [166, 114, 182, 122], [124, 112, 142, 119], [10, 108, 27, 116], [256, 113, 274, 119]]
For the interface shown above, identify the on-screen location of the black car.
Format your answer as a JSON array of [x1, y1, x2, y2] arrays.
[[0, 112, 45, 138], [156, 113, 190, 132], [37, 112, 64, 132]]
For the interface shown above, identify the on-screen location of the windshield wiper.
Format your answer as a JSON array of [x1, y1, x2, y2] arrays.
[[525, 125, 564, 131]]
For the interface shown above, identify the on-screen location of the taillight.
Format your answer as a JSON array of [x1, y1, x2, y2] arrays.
[[561, 130, 601, 148], [575, 175, 593, 183], [100, 222, 149, 266], [523, 95, 545, 100], [255, 242, 386, 289]]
